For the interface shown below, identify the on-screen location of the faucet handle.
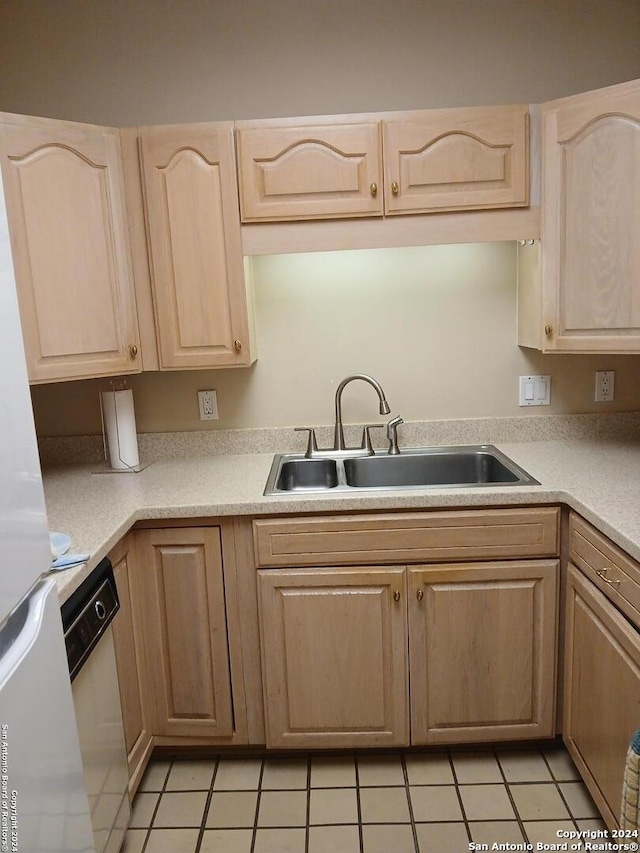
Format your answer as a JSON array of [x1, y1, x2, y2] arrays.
[[386, 416, 404, 455], [294, 427, 318, 458], [361, 423, 384, 454]]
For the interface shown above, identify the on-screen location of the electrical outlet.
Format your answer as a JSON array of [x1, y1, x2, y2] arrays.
[[198, 390, 219, 420], [595, 371, 615, 402]]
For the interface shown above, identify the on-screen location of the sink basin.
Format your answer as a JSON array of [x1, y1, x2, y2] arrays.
[[275, 458, 339, 491], [343, 451, 521, 488], [264, 445, 538, 494]]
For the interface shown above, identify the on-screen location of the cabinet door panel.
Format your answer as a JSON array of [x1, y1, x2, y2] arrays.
[[137, 528, 233, 738], [139, 124, 253, 368], [258, 566, 408, 748], [383, 104, 528, 214], [236, 121, 383, 221], [542, 80, 640, 351], [564, 564, 640, 830], [109, 535, 153, 795], [0, 116, 141, 381], [409, 561, 557, 744]]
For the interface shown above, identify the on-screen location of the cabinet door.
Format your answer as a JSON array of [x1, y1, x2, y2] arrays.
[[0, 115, 141, 383], [409, 560, 557, 745], [109, 535, 153, 796], [136, 528, 234, 738], [236, 119, 383, 221], [258, 566, 408, 748], [139, 123, 254, 369], [564, 564, 640, 830], [383, 104, 528, 215], [542, 79, 640, 352]]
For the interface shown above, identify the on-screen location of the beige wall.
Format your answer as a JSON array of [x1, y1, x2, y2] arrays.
[[0, 0, 639, 125], [4, 1, 640, 437], [30, 244, 640, 436]]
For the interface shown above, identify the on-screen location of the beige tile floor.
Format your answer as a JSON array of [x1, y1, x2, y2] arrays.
[[123, 745, 612, 853]]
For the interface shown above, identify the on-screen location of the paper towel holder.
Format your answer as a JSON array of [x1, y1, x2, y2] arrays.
[[94, 380, 150, 474]]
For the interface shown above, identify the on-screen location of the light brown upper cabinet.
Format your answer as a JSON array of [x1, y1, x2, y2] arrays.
[[383, 104, 529, 215], [236, 105, 528, 223], [519, 78, 640, 352], [0, 114, 141, 383], [236, 118, 383, 222], [138, 123, 255, 369]]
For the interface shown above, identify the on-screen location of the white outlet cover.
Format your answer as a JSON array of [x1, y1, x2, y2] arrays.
[[595, 371, 615, 402], [198, 390, 219, 420], [519, 375, 551, 407]]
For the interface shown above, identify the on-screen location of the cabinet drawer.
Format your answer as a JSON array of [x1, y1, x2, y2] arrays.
[[253, 508, 560, 568], [569, 513, 640, 626]]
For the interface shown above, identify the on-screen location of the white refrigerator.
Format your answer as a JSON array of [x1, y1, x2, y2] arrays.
[[0, 171, 95, 851]]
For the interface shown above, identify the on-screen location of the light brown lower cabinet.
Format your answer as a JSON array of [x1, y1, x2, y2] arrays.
[[135, 527, 234, 739], [109, 534, 153, 796], [409, 560, 558, 744], [258, 559, 558, 749], [258, 566, 409, 749], [564, 563, 640, 830], [108, 510, 561, 770]]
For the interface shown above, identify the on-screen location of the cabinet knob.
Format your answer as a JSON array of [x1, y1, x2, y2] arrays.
[[393, 589, 401, 602], [129, 344, 138, 359], [370, 182, 378, 197], [416, 588, 424, 601], [391, 181, 399, 195], [233, 340, 242, 352], [544, 325, 553, 338]]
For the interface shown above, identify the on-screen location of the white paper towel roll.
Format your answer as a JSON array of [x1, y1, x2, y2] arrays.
[[101, 389, 140, 470]]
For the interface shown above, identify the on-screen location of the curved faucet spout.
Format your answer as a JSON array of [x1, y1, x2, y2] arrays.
[[333, 374, 391, 451]]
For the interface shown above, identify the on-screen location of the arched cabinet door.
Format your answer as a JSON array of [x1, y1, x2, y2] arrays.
[[139, 123, 255, 369], [236, 118, 383, 222], [541, 79, 640, 352], [0, 115, 141, 383], [383, 104, 529, 214]]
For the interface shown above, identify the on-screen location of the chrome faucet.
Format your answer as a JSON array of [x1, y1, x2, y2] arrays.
[[333, 374, 391, 451]]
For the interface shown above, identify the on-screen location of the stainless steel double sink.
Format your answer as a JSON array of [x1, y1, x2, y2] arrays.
[[264, 445, 539, 495]]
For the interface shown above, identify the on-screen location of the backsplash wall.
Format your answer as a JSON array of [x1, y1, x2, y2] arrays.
[[30, 243, 640, 437]]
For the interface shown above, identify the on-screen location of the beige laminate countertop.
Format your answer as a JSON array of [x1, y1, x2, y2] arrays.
[[43, 438, 640, 604]]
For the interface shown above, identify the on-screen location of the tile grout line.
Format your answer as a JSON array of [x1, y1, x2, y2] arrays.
[[354, 754, 365, 853], [400, 752, 421, 853], [448, 749, 473, 844], [305, 754, 311, 853], [139, 758, 173, 851], [540, 749, 588, 839], [194, 756, 219, 853], [250, 758, 266, 853], [494, 745, 531, 844]]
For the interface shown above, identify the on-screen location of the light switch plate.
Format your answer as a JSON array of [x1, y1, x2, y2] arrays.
[[519, 375, 551, 406]]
